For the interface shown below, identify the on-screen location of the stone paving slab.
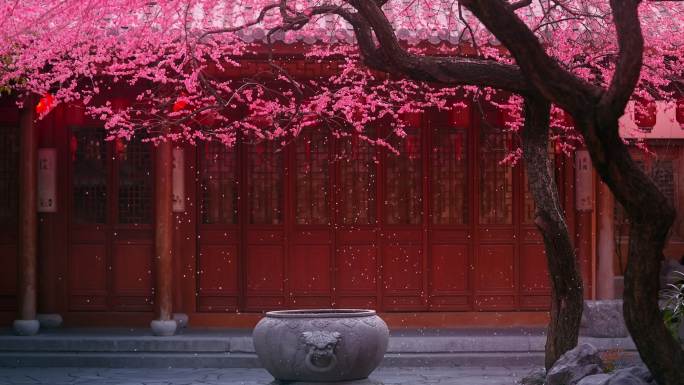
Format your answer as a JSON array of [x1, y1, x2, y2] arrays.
[[0, 367, 532, 385]]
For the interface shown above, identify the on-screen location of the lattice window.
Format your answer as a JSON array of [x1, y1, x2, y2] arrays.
[[248, 141, 283, 224], [431, 127, 468, 225], [72, 128, 107, 224], [295, 130, 330, 225], [385, 127, 423, 225], [339, 131, 377, 225], [117, 139, 152, 224], [0, 126, 19, 226], [200, 142, 238, 224], [479, 133, 513, 224]]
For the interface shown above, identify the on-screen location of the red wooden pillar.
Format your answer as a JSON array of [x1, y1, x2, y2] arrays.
[[14, 96, 39, 336], [151, 137, 176, 336]]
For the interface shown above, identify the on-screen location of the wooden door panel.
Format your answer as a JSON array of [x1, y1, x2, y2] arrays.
[[520, 244, 551, 292], [0, 244, 17, 310], [476, 244, 515, 290], [382, 245, 423, 291], [112, 243, 153, 311], [290, 245, 331, 294], [336, 296, 377, 309], [198, 244, 239, 295], [336, 245, 377, 292], [69, 244, 108, 310], [430, 244, 468, 292], [246, 245, 284, 294]]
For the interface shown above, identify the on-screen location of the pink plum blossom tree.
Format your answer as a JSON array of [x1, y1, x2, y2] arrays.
[[1, 1, 684, 382]]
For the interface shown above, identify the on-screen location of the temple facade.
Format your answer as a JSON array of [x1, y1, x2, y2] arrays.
[[1, 59, 683, 333]]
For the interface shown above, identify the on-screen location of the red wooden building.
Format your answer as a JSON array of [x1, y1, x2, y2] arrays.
[[2, 59, 683, 334]]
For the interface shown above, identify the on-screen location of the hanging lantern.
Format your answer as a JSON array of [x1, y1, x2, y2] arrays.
[[400, 111, 422, 128], [676, 98, 684, 129], [453, 132, 464, 162], [35, 93, 55, 115], [172, 95, 189, 112], [633, 98, 657, 131], [450, 103, 471, 128], [405, 134, 420, 160]]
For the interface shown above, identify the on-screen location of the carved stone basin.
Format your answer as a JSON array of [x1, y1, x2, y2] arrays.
[[253, 309, 389, 383]]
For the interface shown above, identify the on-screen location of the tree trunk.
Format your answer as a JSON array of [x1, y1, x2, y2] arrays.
[[521, 97, 583, 370], [581, 113, 684, 385]]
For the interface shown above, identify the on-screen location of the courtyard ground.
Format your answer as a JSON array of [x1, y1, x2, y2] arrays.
[[0, 366, 531, 385]]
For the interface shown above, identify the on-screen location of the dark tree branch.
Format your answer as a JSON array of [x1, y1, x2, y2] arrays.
[[345, 0, 530, 93], [521, 95, 583, 370], [508, 0, 533, 10], [459, 0, 602, 113], [598, 0, 644, 122]]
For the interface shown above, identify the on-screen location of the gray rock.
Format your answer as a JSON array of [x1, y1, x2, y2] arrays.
[[580, 300, 629, 338], [605, 366, 656, 385], [546, 343, 605, 385], [518, 368, 545, 385], [172, 313, 189, 328], [577, 374, 612, 385]]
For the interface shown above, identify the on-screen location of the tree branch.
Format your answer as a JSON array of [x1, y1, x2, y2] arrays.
[[345, 0, 530, 93], [460, 0, 602, 113], [599, 0, 643, 122]]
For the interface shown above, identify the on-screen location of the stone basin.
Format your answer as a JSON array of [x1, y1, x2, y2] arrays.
[[253, 309, 389, 384]]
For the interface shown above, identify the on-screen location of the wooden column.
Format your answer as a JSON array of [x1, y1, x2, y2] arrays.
[[17, 97, 38, 326], [154, 138, 173, 322], [597, 182, 616, 299]]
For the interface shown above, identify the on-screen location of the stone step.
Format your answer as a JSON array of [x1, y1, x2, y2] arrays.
[[0, 328, 639, 368]]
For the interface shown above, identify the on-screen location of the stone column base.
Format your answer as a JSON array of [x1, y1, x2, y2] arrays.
[[13, 319, 40, 336], [151, 319, 177, 336], [37, 313, 63, 328], [172, 313, 189, 328]]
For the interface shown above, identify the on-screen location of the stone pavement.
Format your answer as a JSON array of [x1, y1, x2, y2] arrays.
[[0, 366, 531, 385]]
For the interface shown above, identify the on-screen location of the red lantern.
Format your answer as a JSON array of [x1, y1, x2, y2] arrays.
[[405, 135, 420, 160], [35, 93, 55, 115], [400, 111, 422, 128], [450, 103, 471, 128], [633, 99, 657, 131], [676, 98, 684, 129], [172, 94, 189, 112]]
